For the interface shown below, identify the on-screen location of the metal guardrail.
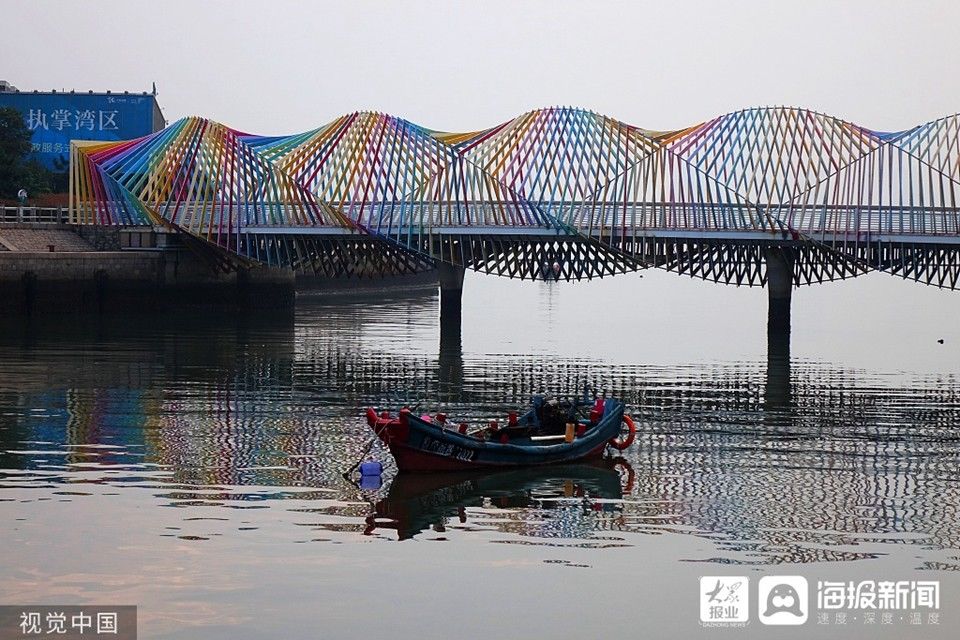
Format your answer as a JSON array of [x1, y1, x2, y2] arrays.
[[0, 206, 70, 224], [64, 200, 960, 238], [141, 202, 960, 238]]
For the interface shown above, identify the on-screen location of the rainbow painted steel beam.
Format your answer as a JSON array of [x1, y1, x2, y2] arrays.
[[70, 107, 960, 285]]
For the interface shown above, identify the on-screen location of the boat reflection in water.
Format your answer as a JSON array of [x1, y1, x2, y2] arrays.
[[365, 458, 634, 540]]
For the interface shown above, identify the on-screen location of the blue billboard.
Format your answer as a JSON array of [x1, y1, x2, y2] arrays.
[[0, 92, 164, 170]]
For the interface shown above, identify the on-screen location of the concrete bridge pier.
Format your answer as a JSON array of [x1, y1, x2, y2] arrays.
[[438, 262, 466, 402], [438, 262, 466, 330], [765, 247, 794, 335]]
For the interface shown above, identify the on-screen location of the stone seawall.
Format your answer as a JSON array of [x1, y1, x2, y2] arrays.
[[0, 251, 295, 315]]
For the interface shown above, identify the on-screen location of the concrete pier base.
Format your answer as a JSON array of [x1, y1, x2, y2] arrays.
[[438, 263, 465, 330], [765, 247, 794, 335], [437, 263, 465, 401]]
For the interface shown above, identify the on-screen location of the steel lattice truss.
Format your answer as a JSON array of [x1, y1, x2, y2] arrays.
[[70, 107, 960, 287]]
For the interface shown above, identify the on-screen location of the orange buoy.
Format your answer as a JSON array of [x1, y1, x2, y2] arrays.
[[608, 414, 636, 451]]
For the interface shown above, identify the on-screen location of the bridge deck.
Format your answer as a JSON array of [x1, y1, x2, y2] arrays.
[[75, 201, 959, 243], [235, 225, 960, 245]]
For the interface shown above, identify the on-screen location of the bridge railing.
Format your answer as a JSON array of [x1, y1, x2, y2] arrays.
[[145, 201, 773, 232], [71, 201, 960, 239], [784, 205, 960, 237], [1, 206, 70, 224]]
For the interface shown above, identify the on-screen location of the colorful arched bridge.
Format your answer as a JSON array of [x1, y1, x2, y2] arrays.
[[69, 106, 960, 294]]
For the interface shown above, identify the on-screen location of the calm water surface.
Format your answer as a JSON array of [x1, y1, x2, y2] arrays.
[[1, 271, 959, 639]]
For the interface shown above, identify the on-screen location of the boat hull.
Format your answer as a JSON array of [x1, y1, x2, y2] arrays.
[[387, 438, 610, 472], [367, 400, 626, 473]]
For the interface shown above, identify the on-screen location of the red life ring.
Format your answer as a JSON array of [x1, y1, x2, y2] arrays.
[[608, 414, 636, 451]]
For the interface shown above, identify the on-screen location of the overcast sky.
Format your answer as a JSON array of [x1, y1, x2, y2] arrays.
[[4, 1, 958, 135]]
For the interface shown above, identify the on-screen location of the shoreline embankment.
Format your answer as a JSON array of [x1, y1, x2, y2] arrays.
[[0, 224, 437, 315]]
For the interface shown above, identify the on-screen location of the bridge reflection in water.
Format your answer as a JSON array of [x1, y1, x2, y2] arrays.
[[0, 290, 958, 564]]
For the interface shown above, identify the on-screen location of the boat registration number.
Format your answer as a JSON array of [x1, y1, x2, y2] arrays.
[[422, 436, 476, 462]]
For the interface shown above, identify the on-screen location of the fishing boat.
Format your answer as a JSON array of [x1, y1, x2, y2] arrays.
[[365, 395, 636, 473]]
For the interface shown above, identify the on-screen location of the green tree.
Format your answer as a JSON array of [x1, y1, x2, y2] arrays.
[[0, 106, 32, 198], [0, 106, 54, 198], [20, 158, 54, 195]]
